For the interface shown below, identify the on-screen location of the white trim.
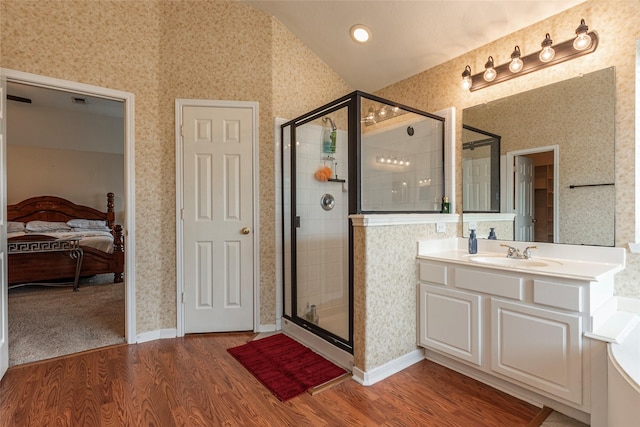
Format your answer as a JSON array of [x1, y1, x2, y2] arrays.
[[255, 323, 277, 333], [636, 40, 640, 244], [462, 213, 516, 223], [0, 71, 7, 379], [351, 349, 425, 386], [350, 213, 459, 227], [1, 68, 137, 344], [435, 107, 456, 213], [505, 145, 559, 242], [274, 118, 287, 328], [136, 328, 177, 343], [175, 99, 260, 336]]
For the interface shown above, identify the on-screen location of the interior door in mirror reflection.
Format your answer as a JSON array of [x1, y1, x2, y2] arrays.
[[514, 156, 534, 241]]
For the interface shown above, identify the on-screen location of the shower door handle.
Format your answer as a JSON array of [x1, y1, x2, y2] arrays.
[[295, 216, 301, 228]]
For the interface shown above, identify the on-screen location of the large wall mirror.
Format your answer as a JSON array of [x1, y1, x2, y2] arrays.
[[462, 67, 615, 246]]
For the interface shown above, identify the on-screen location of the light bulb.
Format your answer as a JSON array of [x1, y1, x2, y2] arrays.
[[461, 65, 472, 90], [483, 56, 497, 82], [509, 46, 523, 73], [573, 33, 591, 50], [539, 33, 555, 63], [573, 19, 592, 51], [509, 57, 523, 73], [350, 25, 371, 44]]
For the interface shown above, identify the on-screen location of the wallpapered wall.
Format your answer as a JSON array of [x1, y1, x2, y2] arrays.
[[0, 0, 351, 333]]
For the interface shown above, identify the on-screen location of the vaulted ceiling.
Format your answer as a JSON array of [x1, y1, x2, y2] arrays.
[[242, 0, 586, 92]]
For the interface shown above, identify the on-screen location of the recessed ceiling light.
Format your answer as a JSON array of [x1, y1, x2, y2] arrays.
[[350, 24, 371, 44]]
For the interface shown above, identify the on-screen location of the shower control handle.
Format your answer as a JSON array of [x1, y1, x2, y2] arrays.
[[241, 227, 251, 235]]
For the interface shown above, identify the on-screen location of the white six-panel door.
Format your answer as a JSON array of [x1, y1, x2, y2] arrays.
[[181, 104, 255, 333]]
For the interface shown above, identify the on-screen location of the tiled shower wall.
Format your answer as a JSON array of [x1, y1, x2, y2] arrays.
[[275, 121, 349, 328], [361, 117, 443, 211], [294, 124, 349, 318]]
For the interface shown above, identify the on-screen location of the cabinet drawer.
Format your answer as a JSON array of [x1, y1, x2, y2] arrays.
[[456, 268, 523, 300], [534, 280, 582, 312], [418, 262, 447, 285]]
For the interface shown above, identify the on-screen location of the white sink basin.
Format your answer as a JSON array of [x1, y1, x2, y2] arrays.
[[469, 255, 562, 268]]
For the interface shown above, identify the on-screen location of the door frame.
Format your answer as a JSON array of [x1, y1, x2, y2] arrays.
[[175, 99, 260, 336], [1, 68, 137, 343], [505, 145, 559, 242]]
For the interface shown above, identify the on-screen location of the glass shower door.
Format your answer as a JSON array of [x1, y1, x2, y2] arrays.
[[282, 104, 352, 352]]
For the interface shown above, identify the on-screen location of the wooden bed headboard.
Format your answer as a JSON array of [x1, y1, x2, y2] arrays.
[[7, 192, 116, 229]]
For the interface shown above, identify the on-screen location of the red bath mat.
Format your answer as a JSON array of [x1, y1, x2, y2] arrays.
[[227, 333, 347, 402]]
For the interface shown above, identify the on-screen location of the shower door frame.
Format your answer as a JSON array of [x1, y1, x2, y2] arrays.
[[281, 93, 357, 354], [281, 90, 446, 355]]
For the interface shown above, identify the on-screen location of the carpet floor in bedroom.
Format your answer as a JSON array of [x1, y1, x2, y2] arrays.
[[8, 274, 125, 366]]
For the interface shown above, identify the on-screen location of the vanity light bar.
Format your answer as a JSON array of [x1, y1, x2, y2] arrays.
[[463, 29, 598, 92], [376, 156, 410, 167]]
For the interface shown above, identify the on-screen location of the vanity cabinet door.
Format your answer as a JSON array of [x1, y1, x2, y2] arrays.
[[490, 298, 583, 405], [418, 284, 481, 366]]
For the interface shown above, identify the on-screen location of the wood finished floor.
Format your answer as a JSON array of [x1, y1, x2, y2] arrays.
[[0, 332, 544, 426]]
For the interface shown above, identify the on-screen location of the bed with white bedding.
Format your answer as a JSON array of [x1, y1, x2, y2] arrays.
[[7, 193, 124, 288]]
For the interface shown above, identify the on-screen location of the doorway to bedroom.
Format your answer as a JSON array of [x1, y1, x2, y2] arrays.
[[3, 71, 135, 367]]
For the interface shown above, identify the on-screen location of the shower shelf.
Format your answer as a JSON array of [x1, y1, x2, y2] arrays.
[[328, 178, 346, 183]]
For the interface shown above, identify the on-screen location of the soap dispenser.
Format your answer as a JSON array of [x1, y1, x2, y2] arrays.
[[488, 228, 497, 240], [441, 196, 450, 214], [468, 229, 478, 254]]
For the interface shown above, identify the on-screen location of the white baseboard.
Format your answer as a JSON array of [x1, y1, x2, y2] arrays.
[[256, 323, 277, 333], [352, 348, 425, 386], [137, 325, 276, 344], [136, 328, 177, 343]]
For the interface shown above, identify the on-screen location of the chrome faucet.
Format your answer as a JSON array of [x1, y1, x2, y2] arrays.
[[500, 244, 520, 259], [523, 246, 538, 259], [500, 244, 538, 259]]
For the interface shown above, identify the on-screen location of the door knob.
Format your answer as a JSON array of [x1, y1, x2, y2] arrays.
[[241, 227, 251, 234]]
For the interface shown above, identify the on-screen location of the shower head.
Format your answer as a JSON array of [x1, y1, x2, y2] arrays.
[[322, 116, 336, 131]]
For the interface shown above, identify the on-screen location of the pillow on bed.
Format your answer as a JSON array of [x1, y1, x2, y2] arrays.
[[26, 220, 72, 232], [66, 219, 110, 231], [8, 221, 25, 233]]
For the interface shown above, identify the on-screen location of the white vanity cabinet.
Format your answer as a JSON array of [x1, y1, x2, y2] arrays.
[[417, 259, 597, 413], [415, 238, 626, 425]]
